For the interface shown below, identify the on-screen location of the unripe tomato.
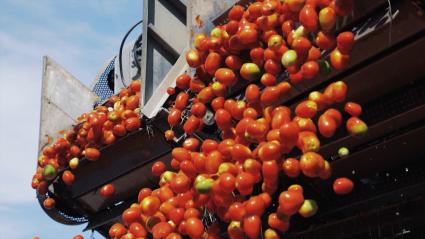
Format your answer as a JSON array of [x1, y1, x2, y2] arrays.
[[346, 116, 368, 136]]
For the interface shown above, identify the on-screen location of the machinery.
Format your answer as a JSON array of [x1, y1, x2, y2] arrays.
[[36, 0, 425, 238]]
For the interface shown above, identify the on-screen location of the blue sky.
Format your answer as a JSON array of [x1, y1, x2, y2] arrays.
[[0, 0, 142, 238]]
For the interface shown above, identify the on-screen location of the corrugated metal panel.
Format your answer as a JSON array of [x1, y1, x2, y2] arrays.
[[38, 56, 97, 153]]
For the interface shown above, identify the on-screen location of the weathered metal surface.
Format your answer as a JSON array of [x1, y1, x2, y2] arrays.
[[38, 56, 97, 153]]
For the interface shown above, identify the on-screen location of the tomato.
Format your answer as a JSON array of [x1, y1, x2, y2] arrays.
[[299, 6, 318, 32], [245, 84, 260, 103], [324, 108, 342, 126], [226, 20, 240, 36], [319, 160, 332, 179], [152, 161, 166, 176], [61, 170, 75, 186], [261, 86, 281, 106], [279, 122, 299, 145], [215, 109, 232, 130], [298, 199, 319, 218], [243, 215, 261, 239], [300, 152, 325, 177], [268, 35, 283, 51], [282, 158, 301, 178], [231, 101, 247, 120], [243, 107, 259, 119], [319, 7, 336, 31], [258, 142, 281, 162], [215, 68, 237, 87], [211, 97, 225, 111], [264, 59, 282, 75], [281, 50, 297, 67], [333, 177, 354, 195], [170, 173, 191, 194], [344, 102, 362, 117], [190, 77, 206, 93], [194, 33, 207, 50], [330, 48, 349, 70], [190, 102, 207, 118], [225, 55, 243, 70], [166, 233, 183, 239], [240, 63, 261, 81], [168, 108, 182, 126], [295, 100, 318, 118], [72, 235, 84, 239], [129, 222, 147, 238], [109, 223, 127, 239], [292, 37, 312, 56], [122, 207, 142, 225], [301, 61, 319, 80], [43, 198, 55, 210], [262, 160, 280, 182], [239, 26, 259, 45], [125, 117, 141, 132], [268, 213, 290, 232], [164, 130, 175, 141], [141, 195, 161, 216], [152, 222, 173, 239], [175, 92, 189, 110], [318, 114, 337, 138], [217, 172, 235, 193], [245, 196, 266, 216], [137, 188, 152, 203], [183, 115, 201, 135], [197, 86, 214, 103], [172, 147, 191, 162], [264, 228, 280, 239], [204, 52, 221, 76], [186, 49, 202, 67], [85, 147, 100, 161], [205, 150, 223, 174], [228, 5, 245, 21], [236, 172, 255, 192], [278, 190, 304, 216], [315, 31, 336, 50], [185, 217, 205, 238], [346, 116, 368, 136]]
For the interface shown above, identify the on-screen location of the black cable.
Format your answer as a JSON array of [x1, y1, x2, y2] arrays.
[[119, 19, 143, 87]]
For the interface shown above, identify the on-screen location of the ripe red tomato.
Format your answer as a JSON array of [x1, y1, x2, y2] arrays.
[[205, 150, 223, 174], [172, 147, 191, 162], [295, 100, 318, 118], [315, 31, 336, 50], [43, 198, 55, 210], [301, 61, 319, 80], [228, 5, 245, 21], [109, 223, 127, 239], [152, 161, 166, 176], [186, 49, 202, 68], [225, 55, 243, 70], [318, 114, 337, 138], [183, 115, 201, 135], [215, 109, 232, 130], [129, 222, 147, 238], [100, 184, 115, 198], [122, 207, 141, 225], [72, 235, 84, 239], [170, 173, 191, 194], [344, 102, 362, 117], [211, 97, 225, 111], [245, 84, 261, 103], [330, 48, 350, 70], [264, 59, 282, 75], [176, 74, 191, 90], [215, 68, 237, 87], [278, 190, 304, 216], [300, 6, 318, 32], [205, 52, 222, 75], [282, 158, 301, 178], [175, 92, 189, 110], [324, 108, 342, 126], [300, 152, 325, 177], [168, 108, 182, 126], [185, 217, 205, 238], [85, 147, 100, 161], [333, 177, 354, 195], [62, 170, 75, 186], [152, 222, 173, 239], [164, 130, 175, 141], [243, 215, 261, 239], [125, 117, 141, 132], [268, 213, 290, 232], [219, 172, 236, 193]]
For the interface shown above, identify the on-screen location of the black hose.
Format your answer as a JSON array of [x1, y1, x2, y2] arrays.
[[119, 20, 143, 87]]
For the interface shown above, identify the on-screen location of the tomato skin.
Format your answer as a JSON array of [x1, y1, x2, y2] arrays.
[[268, 213, 290, 232], [261, 86, 281, 106], [295, 100, 318, 118], [204, 52, 221, 75], [282, 158, 301, 178], [211, 97, 225, 111], [333, 177, 354, 195], [301, 61, 319, 80], [172, 147, 191, 162], [225, 55, 243, 70], [85, 148, 100, 161], [278, 190, 304, 216], [264, 59, 282, 76], [228, 5, 245, 21], [324, 108, 342, 126], [344, 102, 362, 117], [346, 116, 368, 136], [175, 92, 189, 110], [243, 215, 262, 239], [109, 223, 127, 239], [72, 235, 84, 239], [129, 222, 147, 238], [185, 217, 205, 238], [215, 109, 233, 130], [315, 31, 336, 50], [245, 84, 261, 103], [183, 115, 201, 135], [219, 172, 236, 193], [215, 68, 237, 87], [279, 122, 300, 145], [168, 108, 182, 126], [318, 114, 337, 138], [299, 6, 318, 32], [122, 207, 142, 226], [190, 102, 207, 118], [300, 152, 325, 177], [43, 198, 55, 210], [292, 37, 312, 56], [186, 49, 202, 68], [330, 48, 350, 70], [152, 161, 166, 176], [62, 170, 75, 186], [182, 137, 200, 151]]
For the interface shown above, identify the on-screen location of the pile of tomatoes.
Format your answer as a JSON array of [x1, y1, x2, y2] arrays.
[[106, 0, 365, 239], [32, 80, 142, 207]]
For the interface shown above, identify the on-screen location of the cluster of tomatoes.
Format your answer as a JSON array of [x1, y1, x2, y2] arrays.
[[106, 0, 365, 239], [31, 80, 142, 209]]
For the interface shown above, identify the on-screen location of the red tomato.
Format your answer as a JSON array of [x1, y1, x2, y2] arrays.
[[215, 68, 237, 87], [122, 207, 142, 225], [324, 108, 342, 126], [171, 147, 191, 162], [164, 130, 175, 141], [168, 108, 182, 126], [300, 152, 325, 177], [264, 59, 282, 75], [344, 102, 362, 117], [206, 150, 223, 174], [282, 158, 301, 178], [43, 198, 55, 210], [185, 217, 205, 238], [62, 170, 75, 186], [211, 97, 225, 111], [278, 190, 304, 216], [152, 161, 166, 176], [141, 195, 161, 216], [301, 61, 319, 80], [73, 235, 84, 239], [186, 49, 202, 67], [333, 177, 354, 195], [152, 222, 173, 239], [176, 74, 191, 90], [219, 173, 236, 193], [175, 92, 189, 110], [243, 215, 261, 239], [245, 84, 261, 103], [295, 100, 318, 118], [268, 213, 290, 232], [225, 55, 243, 70], [228, 5, 245, 21], [170, 173, 191, 194], [129, 222, 147, 238], [315, 31, 336, 50], [346, 116, 368, 136], [215, 109, 232, 130], [292, 37, 312, 56], [109, 223, 127, 239], [318, 114, 337, 138], [279, 122, 300, 145], [85, 148, 100, 161], [330, 48, 350, 70], [261, 86, 281, 106], [183, 115, 201, 135], [245, 196, 266, 216], [299, 6, 318, 32], [100, 184, 115, 198]]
